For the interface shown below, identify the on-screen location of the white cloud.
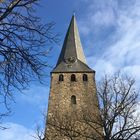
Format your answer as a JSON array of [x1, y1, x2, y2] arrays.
[[79, 0, 118, 35], [90, 8, 116, 27], [78, 0, 140, 84], [0, 123, 36, 140], [87, 57, 115, 79]]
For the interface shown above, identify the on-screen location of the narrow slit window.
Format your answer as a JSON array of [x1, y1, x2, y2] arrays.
[[71, 95, 76, 104], [83, 74, 88, 81], [59, 74, 64, 81], [71, 74, 76, 82]]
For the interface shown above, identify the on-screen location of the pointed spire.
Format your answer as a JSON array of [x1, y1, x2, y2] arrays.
[[52, 15, 93, 73], [57, 15, 86, 65]]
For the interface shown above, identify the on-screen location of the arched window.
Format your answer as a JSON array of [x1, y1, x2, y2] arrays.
[[59, 74, 64, 81], [71, 74, 76, 82], [71, 95, 76, 104], [83, 74, 88, 81]]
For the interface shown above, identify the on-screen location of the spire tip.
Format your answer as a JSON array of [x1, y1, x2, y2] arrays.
[[73, 10, 76, 17]]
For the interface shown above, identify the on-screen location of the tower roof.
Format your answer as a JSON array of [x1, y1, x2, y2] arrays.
[[52, 15, 94, 73]]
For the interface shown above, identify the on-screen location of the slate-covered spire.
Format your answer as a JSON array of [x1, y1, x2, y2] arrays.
[[52, 15, 94, 73], [57, 15, 86, 65]]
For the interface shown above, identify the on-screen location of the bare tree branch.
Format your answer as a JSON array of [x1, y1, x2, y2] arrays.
[[0, 0, 58, 128], [97, 73, 140, 140], [41, 73, 140, 140]]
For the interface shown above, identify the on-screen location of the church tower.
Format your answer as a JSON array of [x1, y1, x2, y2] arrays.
[[45, 16, 103, 140]]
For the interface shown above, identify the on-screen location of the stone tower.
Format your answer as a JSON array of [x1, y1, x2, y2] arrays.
[[45, 16, 103, 140]]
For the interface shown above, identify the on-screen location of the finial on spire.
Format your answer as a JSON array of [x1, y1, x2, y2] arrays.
[[73, 10, 76, 16]]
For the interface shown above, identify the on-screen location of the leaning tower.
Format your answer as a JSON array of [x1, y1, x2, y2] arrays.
[[45, 15, 103, 140]]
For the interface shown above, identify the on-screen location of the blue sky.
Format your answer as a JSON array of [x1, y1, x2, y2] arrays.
[[1, 0, 140, 139]]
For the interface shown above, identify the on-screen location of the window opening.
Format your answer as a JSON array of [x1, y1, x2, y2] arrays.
[[83, 74, 88, 81], [71, 95, 76, 104], [71, 74, 76, 82], [59, 74, 64, 81]]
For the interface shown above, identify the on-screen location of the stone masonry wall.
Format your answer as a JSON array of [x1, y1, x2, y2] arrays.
[[45, 72, 103, 140]]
